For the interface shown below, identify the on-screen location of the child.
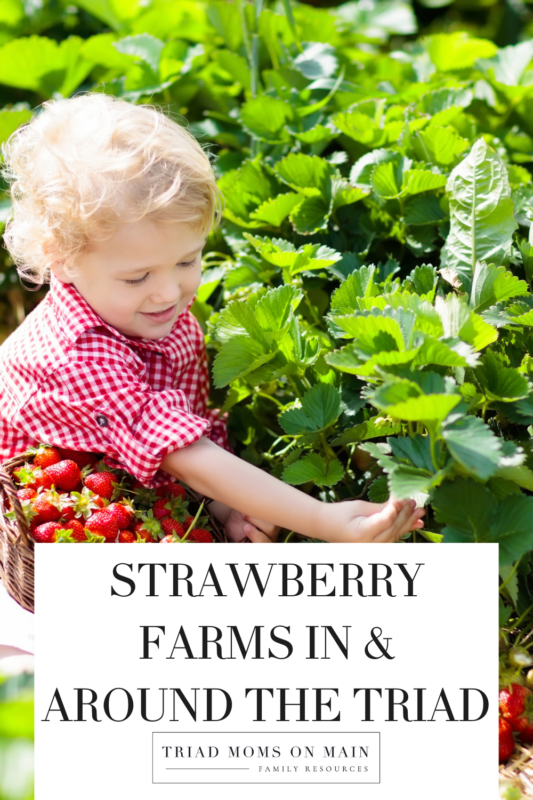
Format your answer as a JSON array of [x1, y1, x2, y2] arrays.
[[0, 93, 425, 545]]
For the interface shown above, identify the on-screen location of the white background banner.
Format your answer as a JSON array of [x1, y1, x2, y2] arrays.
[[34, 544, 497, 799]]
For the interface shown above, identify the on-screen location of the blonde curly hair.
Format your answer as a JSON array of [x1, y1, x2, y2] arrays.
[[2, 93, 224, 285]]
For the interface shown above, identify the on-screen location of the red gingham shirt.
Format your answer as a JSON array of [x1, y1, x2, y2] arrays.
[[0, 274, 229, 486]]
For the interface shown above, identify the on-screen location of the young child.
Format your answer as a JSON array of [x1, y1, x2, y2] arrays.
[[0, 93, 425, 545]]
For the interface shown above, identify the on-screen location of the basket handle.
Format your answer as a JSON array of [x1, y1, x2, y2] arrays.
[[0, 468, 30, 547]]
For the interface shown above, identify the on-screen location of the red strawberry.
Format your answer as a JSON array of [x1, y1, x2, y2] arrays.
[[189, 528, 213, 543], [153, 498, 173, 520], [134, 526, 155, 543], [85, 508, 120, 543], [118, 530, 136, 543], [184, 515, 195, 530], [107, 501, 134, 530], [44, 460, 81, 491], [16, 488, 36, 502], [59, 449, 99, 469], [134, 510, 163, 541], [14, 464, 53, 491], [500, 683, 532, 722], [155, 482, 186, 500], [32, 521, 63, 543], [29, 445, 62, 469], [161, 519, 185, 539], [500, 717, 515, 763], [31, 490, 63, 525], [84, 471, 116, 500], [55, 520, 87, 542]]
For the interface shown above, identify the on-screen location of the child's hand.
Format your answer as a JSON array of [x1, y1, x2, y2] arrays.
[[225, 509, 279, 543], [320, 497, 425, 543]]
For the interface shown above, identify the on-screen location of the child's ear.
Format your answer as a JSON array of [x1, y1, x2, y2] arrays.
[[48, 261, 74, 284], [42, 240, 74, 284]]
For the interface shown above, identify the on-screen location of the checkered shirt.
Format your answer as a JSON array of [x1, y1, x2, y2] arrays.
[[0, 274, 229, 486]]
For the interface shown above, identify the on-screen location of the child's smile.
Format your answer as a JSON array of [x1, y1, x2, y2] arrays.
[[50, 218, 205, 340]]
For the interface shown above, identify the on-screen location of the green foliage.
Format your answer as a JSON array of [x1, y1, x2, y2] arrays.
[[2, 1, 533, 606]]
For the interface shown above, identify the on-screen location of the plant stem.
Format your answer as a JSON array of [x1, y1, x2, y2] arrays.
[[500, 557, 522, 595]]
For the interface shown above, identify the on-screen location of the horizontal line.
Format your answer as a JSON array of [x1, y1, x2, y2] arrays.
[[166, 768, 250, 770]]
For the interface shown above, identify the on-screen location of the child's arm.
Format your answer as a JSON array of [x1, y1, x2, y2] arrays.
[[161, 437, 424, 543]]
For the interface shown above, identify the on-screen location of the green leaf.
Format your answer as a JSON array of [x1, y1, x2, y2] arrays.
[[349, 148, 398, 187], [274, 153, 331, 197], [255, 285, 303, 333], [290, 195, 330, 235], [0, 35, 95, 97], [368, 475, 389, 503], [213, 338, 274, 388], [410, 264, 439, 295], [332, 417, 402, 445], [282, 452, 344, 487], [433, 478, 496, 543], [294, 42, 338, 80], [73, 0, 143, 31], [373, 390, 461, 427], [424, 32, 497, 72], [330, 266, 377, 310], [442, 414, 502, 480], [470, 262, 528, 313], [240, 96, 295, 143], [113, 33, 165, 74], [0, 107, 32, 145], [413, 126, 469, 168], [219, 161, 278, 227], [403, 195, 446, 226], [250, 194, 302, 226], [477, 40, 533, 87], [476, 351, 531, 402], [440, 139, 518, 292], [279, 384, 341, 435]]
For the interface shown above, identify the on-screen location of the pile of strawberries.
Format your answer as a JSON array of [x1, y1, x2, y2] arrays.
[[5, 444, 214, 544], [499, 645, 533, 764], [500, 681, 533, 763]]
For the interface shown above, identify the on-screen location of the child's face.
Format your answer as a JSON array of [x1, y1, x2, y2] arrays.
[[52, 218, 205, 340]]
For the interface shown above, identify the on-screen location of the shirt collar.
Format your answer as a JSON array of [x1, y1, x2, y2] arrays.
[[49, 273, 195, 353]]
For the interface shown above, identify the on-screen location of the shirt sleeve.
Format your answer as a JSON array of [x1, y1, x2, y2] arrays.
[[14, 356, 213, 487]]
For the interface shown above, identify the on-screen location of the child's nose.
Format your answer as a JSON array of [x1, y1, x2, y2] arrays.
[[150, 275, 181, 305]]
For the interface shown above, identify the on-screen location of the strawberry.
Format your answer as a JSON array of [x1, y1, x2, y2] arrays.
[[500, 683, 533, 743], [32, 521, 63, 543], [155, 482, 186, 500], [134, 526, 155, 543], [56, 520, 87, 542], [28, 444, 62, 469], [31, 489, 63, 525], [16, 488, 36, 502], [106, 501, 134, 530], [85, 508, 120, 543], [14, 464, 53, 491], [118, 530, 136, 543], [67, 488, 106, 520], [161, 518, 185, 539], [500, 717, 515, 763], [160, 534, 179, 543], [44, 460, 81, 491], [59, 449, 99, 469], [134, 509, 163, 541], [84, 471, 116, 500], [189, 528, 213, 543], [184, 515, 195, 530], [500, 683, 532, 722], [152, 498, 173, 520]]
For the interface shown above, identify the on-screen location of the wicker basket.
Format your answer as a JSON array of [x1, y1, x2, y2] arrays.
[[0, 454, 34, 613], [0, 453, 228, 615]]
